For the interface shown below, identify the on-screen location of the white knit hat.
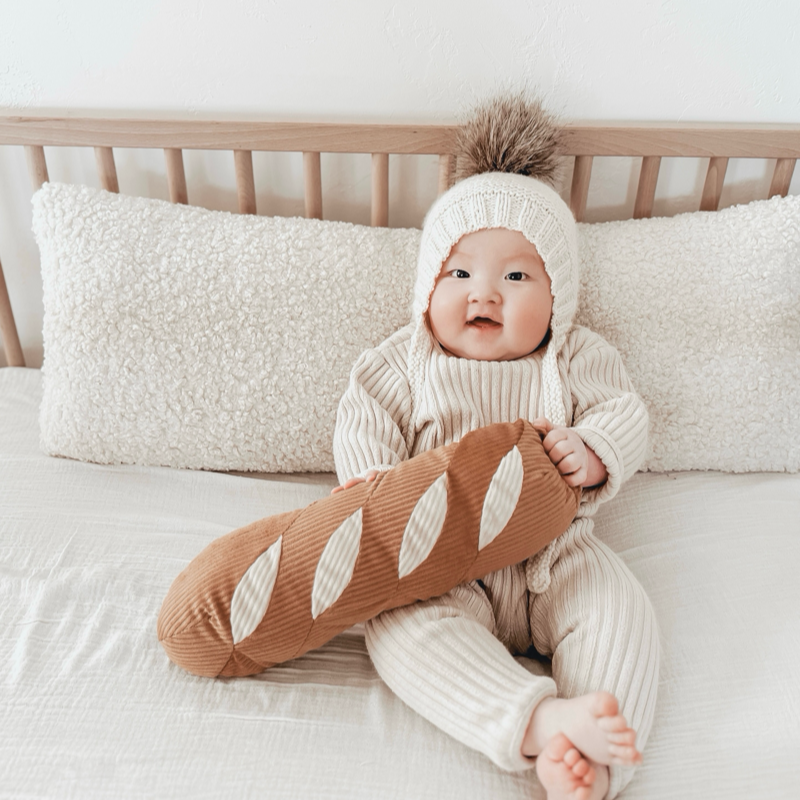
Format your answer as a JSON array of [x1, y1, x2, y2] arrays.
[[405, 171, 580, 449]]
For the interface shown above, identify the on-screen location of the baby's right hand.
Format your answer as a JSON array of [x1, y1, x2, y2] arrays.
[[330, 469, 380, 495]]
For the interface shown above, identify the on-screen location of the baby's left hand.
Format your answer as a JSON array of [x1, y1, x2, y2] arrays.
[[532, 417, 590, 488]]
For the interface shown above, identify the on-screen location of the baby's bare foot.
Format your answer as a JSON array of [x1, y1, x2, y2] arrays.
[[524, 691, 641, 766], [536, 733, 606, 800]]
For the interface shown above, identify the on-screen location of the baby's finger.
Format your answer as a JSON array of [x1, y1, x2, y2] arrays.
[[556, 453, 582, 476], [542, 428, 569, 455], [545, 437, 574, 463], [331, 475, 366, 495], [532, 417, 553, 439], [561, 465, 587, 488]]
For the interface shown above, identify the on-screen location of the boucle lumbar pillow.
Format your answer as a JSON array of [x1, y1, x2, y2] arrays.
[[576, 194, 800, 473], [33, 182, 799, 474], [33, 182, 420, 472]]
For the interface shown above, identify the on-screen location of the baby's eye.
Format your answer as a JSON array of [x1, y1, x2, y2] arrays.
[[452, 269, 470, 279], [506, 272, 525, 281]]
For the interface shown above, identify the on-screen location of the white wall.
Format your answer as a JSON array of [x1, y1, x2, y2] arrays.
[[2, 0, 799, 367]]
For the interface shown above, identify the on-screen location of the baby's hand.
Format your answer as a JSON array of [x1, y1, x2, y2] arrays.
[[330, 469, 380, 495], [532, 417, 589, 489]]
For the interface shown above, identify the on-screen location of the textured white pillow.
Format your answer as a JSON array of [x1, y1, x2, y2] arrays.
[[33, 183, 799, 474], [33, 183, 420, 472], [575, 194, 800, 473]]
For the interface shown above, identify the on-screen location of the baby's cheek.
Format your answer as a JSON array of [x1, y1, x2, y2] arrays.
[[428, 289, 461, 342]]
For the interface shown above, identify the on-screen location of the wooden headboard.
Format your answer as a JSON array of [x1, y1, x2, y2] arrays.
[[1, 116, 799, 368]]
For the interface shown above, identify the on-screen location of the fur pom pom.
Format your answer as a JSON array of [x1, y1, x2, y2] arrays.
[[454, 92, 562, 185]]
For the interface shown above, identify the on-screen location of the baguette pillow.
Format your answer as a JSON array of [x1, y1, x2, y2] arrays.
[[158, 419, 580, 677]]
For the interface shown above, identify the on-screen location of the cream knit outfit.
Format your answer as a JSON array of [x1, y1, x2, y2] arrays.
[[333, 173, 660, 799]]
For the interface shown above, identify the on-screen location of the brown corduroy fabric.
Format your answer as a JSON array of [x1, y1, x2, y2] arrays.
[[158, 420, 579, 678]]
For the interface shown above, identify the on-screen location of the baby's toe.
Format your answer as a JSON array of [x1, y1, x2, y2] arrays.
[[570, 756, 591, 779], [597, 713, 629, 733], [589, 691, 619, 719], [609, 743, 642, 764], [608, 729, 637, 746], [544, 732, 575, 762], [563, 746, 582, 768]]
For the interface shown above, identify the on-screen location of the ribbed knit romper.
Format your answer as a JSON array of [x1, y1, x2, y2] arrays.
[[333, 172, 660, 800]]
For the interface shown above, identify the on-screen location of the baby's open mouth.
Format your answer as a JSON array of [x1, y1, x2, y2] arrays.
[[467, 316, 502, 329]]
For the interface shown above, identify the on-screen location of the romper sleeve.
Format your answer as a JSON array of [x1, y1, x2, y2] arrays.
[[561, 326, 650, 510], [333, 327, 414, 485], [527, 327, 650, 595]]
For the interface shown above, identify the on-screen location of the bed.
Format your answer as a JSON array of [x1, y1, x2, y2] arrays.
[[1, 115, 798, 798]]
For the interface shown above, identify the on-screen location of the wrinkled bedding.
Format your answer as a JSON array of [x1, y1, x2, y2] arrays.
[[2, 367, 798, 798]]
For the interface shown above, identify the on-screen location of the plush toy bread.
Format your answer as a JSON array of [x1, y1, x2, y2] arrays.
[[158, 419, 580, 677]]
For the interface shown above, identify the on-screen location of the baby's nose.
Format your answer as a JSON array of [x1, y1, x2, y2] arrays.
[[468, 281, 501, 303]]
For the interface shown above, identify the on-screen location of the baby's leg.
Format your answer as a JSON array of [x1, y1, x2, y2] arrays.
[[364, 579, 557, 773], [526, 519, 661, 799]]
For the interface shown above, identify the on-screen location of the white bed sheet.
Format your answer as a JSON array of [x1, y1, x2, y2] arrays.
[[2, 366, 798, 799]]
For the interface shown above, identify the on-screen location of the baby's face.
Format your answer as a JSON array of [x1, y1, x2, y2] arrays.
[[428, 228, 553, 361]]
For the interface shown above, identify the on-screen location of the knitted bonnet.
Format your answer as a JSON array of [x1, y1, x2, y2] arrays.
[[406, 94, 580, 448]]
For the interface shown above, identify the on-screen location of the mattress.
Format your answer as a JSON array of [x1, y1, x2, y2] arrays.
[[2, 366, 798, 798]]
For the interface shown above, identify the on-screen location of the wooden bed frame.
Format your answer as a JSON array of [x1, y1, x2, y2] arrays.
[[1, 116, 799, 369]]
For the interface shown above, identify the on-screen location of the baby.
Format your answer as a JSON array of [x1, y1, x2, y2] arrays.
[[332, 95, 659, 800]]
